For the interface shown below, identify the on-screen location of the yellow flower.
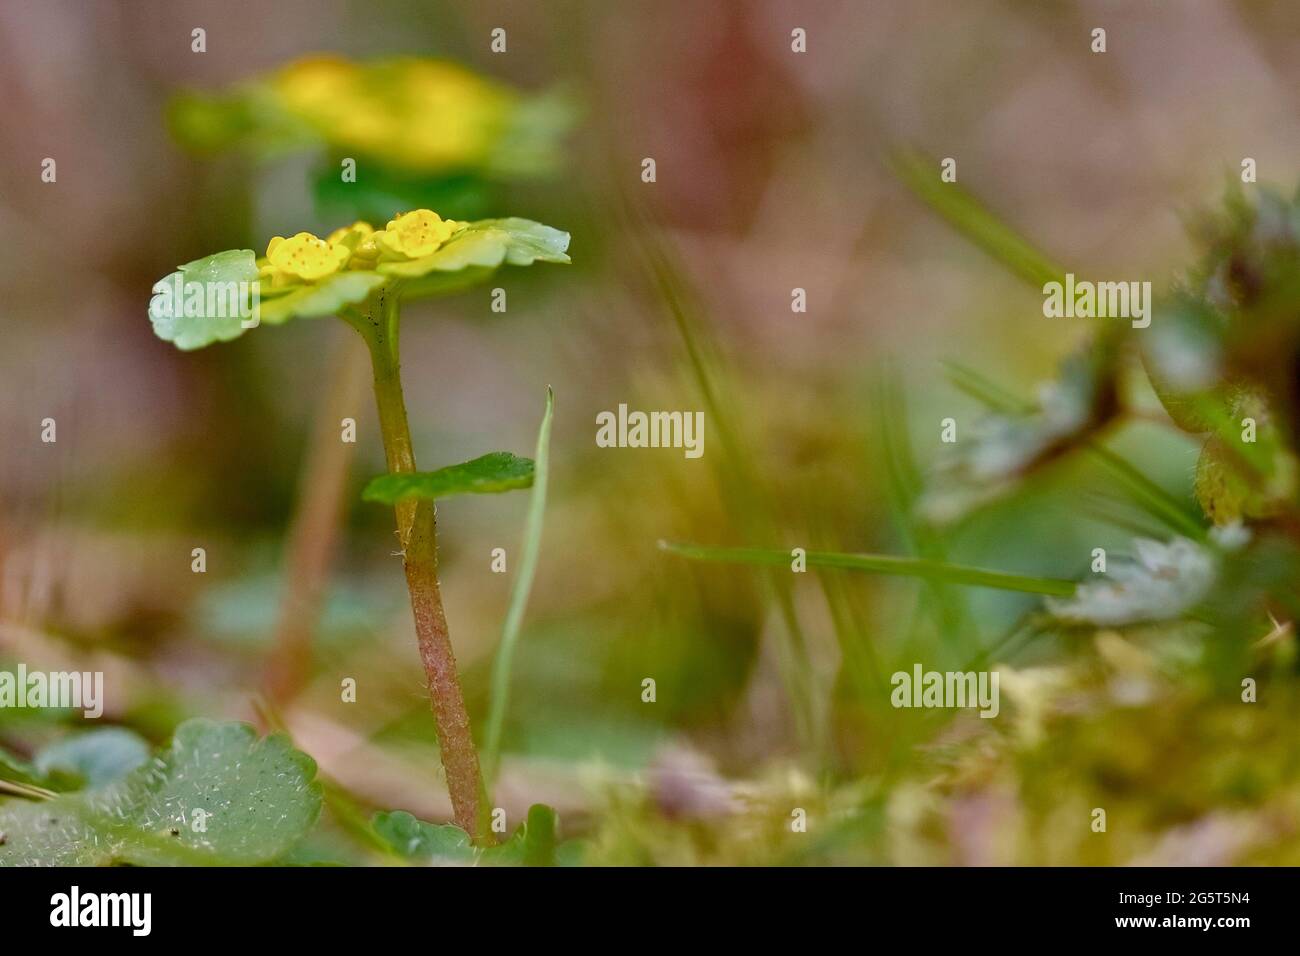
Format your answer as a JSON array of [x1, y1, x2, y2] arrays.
[[326, 221, 383, 269], [264, 232, 351, 283], [254, 213, 464, 286], [378, 210, 463, 259]]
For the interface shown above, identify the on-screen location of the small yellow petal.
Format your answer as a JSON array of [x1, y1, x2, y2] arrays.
[[381, 209, 458, 258], [327, 220, 375, 246], [268, 231, 346, 281]]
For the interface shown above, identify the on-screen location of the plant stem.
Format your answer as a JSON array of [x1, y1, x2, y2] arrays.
[[347, 287, 486, 840], [266, 329, 369, 705]]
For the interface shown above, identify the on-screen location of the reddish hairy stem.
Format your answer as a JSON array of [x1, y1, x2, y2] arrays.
[[350, 288, 486, 840]]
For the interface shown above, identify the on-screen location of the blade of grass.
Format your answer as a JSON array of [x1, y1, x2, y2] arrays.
[[800, 476, 885, 704], [942, 360, 1037, 415], [483, 387, 554, 785], [961, 614, 1047, 672], [660, 541, 1077, 597], [890, 148, 1066, 289], [877, 371, 979, 659], [1085, 442, 1207, 541], [0, 778, 56, 800], [1083, 487, 1178, 537]]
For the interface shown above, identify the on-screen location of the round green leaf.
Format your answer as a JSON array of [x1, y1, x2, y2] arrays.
[[0, 719, 322, 866]]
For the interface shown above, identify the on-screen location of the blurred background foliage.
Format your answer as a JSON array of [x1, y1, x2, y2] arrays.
[[1, 0, 1299, 865]]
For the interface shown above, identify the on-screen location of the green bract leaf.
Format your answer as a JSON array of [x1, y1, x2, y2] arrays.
[[363, 452, 534, 505], [149, 218, 568, 351], [34, 728, 150, 789], [258, 270, 387, 325], [0, 719, 322, 866], [149, 250, 260, 350], [377, 218, 570, 279]]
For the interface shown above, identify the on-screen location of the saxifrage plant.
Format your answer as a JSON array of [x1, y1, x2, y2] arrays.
[[148, 209, 570, 840]]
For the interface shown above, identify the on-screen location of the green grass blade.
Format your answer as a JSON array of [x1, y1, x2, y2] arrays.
[[1085, 442, 1207, 541], [483, 387, 555, 785], [660, 541, 1077, 597], [0, 778, 57, 800], [890, 148, 1066, 289], [1082, 491, 1171, 540], [876, 371, 979, 656], [942, 360, 1037, 415]]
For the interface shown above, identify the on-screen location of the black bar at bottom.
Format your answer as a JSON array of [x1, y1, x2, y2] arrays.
[[0, 865, 1283, 942]]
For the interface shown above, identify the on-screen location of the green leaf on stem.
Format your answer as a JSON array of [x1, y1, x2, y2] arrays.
[[257, 271, 387, 325], [362, 452, 534, 505]]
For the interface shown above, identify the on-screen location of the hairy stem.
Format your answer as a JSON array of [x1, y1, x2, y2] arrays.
[[347, 287, 486, 840]]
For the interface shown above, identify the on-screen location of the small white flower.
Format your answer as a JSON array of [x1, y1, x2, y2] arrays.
[[1047, 536, 1218, 626]]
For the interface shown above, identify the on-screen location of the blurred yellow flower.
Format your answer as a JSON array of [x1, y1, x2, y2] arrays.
[[269, 56, 514, 171]]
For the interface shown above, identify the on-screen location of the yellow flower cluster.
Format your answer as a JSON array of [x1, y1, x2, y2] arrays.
[[259, 210, 465, 287], [270, 56, 513, 171]]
